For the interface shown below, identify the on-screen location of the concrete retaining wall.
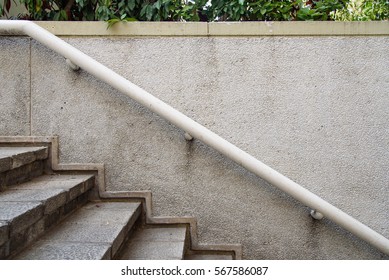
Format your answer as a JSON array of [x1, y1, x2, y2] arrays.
[[1, 22, 388, 259]]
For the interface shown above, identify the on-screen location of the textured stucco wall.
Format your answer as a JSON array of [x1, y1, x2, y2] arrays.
[[1, 32, 388, 259], [0, 37, 30, 135]]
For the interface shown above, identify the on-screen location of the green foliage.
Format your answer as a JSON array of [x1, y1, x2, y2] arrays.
[[1, 0, 16, 18], [298, 0, 346, 20], [208, 0, 248, 21], [248, 1, 295, 21], [0, 0, 388, 21], [207, 0, 349, 21], [331, 0, 388, 20]]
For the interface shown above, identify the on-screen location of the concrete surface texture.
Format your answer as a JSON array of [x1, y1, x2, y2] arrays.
[[0, 37, 30, 135], [119, 227, 187, 260], [0, 31, 388, 259]]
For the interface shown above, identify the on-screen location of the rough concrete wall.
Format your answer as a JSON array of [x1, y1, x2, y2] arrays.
[[0, 37, 30, 135], [1, 35, 388, 259]]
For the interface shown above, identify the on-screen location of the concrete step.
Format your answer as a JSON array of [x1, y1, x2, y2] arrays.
[[0, 146, 48, 191], [13, 201, 141, 260], [118, 226, 187, 260], [0, 174, 94, 259]]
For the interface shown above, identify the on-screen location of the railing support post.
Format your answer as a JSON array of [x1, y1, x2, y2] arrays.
[[184, 132, 193, 141], [310, 209, 324, 220], [66, 58, 80, 71]]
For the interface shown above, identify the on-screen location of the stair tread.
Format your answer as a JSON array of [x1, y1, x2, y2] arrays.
[[119, 227, 186, 260], [0, 146, 48, 172], [0, 174, 94, 216], [12, 241, 112, 260], [13, 201, 141, 260], [8, 174, 94, 200]]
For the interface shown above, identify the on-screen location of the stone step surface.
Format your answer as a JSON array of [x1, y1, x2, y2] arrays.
[[118, 226, 187, 260], [13, 201, 141, 260], [0, 146, 49, 191], [0, 174, 95, 259], [0, 146, 48, 172]]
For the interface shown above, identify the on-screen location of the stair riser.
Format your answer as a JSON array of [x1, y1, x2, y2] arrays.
[[0, 146, 49, 192], [0, 160, 46, 191], [0, 222, 9, 257], [0, 158, 11, 173]]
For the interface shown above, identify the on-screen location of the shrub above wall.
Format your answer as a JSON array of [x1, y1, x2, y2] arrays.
[[1, 0, 388, 22]]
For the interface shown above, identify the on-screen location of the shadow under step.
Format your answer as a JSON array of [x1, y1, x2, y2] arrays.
[[118, 226, 187, 260], [12, 201, 141, 260]]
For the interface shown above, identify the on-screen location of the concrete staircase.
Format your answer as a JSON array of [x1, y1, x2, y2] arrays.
[[0, 138, 239, 260]]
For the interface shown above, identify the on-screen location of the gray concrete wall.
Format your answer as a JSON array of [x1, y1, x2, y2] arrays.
[[1, 24, 388, 259], [0, 37, 30, 135]]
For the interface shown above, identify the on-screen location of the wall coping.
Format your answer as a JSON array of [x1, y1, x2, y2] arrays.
[[27, 21, 389, 37]]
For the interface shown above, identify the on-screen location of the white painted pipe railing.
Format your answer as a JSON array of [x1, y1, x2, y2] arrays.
[[1, 20, 388, 256]]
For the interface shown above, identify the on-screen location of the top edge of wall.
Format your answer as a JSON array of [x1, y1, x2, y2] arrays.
[[210, 21, 389, 36], [1, 21, 388, 36]]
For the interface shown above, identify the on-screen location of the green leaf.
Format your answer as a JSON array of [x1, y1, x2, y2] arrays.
[[76, 0, 84, 7], [146, 5, 154, 20], [106, 18, 120, 28], [260, 8, 266, 15], [140, 5, 148, 17], [155, 0, 162, 10], [129, 0, 136, 10], [53, 12, 60, 21], [53, 10, 68, 20], [118, 1, 125, 10], [125, 17, 138, 22]]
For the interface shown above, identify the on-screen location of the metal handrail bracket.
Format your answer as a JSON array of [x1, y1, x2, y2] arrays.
[[0, 20, 388, 255]]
